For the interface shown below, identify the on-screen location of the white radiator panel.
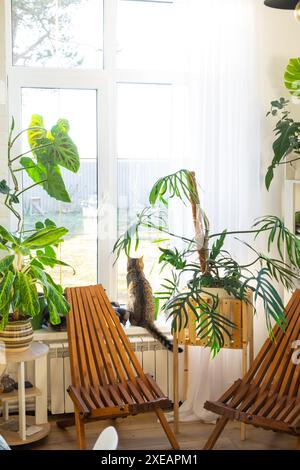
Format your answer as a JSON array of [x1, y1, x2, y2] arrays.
[[42, 335, 184, 415], [49, 343, 65, 414]]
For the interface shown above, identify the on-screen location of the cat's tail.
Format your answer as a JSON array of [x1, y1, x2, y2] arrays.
[[144, 322, 183, 353]]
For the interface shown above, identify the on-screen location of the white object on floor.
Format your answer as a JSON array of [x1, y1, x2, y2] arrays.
[[93, 426, 118, 450]]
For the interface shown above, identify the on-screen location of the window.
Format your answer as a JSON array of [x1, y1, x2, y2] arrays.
[[11, 0, 104, 68], [117, 83, 173, 301], [117, 0, 174, 71], [8, 0, 178, 300], [21, 88, 98, 287]]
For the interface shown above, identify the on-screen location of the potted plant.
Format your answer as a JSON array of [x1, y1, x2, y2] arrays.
[[265, 58, 300, 188], [0, 115, 79, 351], [114, 169, 300, 355]]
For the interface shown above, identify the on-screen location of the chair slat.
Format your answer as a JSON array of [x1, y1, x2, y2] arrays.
[[88, 286, 131, 384], [257, 393, 278, 417], [237, 386, 259, 412], [266, 396, 287, 420], [74, 288, 101, 388], [65, 288, 82, 387], [90, 387, 105, 408], [127, 380, 145, 404], [69, 288, 90, 389], [136, 378, 155, 402], [78, 287, 107, 385], [82, 287, 117, 385], [107, 385, 124, 407], [99, 386, 115, 407], [95, 285, 146, 379], [117, 383, 135, 405], [145, 373, 166, 399]]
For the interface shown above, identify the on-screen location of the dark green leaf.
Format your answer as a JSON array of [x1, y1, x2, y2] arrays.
[[0, 255, 15, 273], [0, 180, 11, 195], [22, 227, 68, 249]]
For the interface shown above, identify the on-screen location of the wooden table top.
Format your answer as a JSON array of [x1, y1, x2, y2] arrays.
[[0, 342, 49, 364]]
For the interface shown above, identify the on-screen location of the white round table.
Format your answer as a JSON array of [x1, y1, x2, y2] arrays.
[[0, 342, 50, 445]]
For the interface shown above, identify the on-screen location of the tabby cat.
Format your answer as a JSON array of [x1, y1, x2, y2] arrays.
[[127, 257, 181, 352]]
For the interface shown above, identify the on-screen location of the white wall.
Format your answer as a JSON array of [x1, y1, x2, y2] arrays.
[[0, 0, 9, 227], [258, 2, 300, 215], [253, 3, 300, 350]]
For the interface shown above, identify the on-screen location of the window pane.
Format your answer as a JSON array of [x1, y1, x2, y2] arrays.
[[117, 0, 174, 71], [21, 88, 98, 287], [117, 83, 174, 303], [12, 0, 103, 68], [117, 83, 172, 160]]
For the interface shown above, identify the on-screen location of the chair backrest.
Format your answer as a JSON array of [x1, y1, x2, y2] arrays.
[[242, 289, 300, 399], [93, 426, 118, 450], [65, 284, 147, 389]]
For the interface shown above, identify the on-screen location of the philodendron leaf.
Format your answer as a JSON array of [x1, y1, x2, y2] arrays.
[[0, 271, 15, 309], [20, 157, 47, 185], [22, 227, 68, 249], [0, 226, 16, 243], [42, 164, 71, 203], [27, 115, 47, 148], [50, 124, 80, 173], [18, 272, 40, 318], [20, 157, 71, 203], [284, 58, 300, 99], [0, 255, 15, 273]]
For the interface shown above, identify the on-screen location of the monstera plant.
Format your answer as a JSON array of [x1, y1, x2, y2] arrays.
[[114, 169, 300, 355], [0, 115, 79, 349]]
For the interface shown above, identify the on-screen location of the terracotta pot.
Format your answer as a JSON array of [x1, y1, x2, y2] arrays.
[[0, 319, 33, 352]]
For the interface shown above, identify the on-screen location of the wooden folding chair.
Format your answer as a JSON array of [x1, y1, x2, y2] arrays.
[[57, 284, 179, 450], [203, 289, 300, 450]]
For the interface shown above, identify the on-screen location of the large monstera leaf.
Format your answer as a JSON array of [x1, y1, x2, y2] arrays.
[[22, 114, 80, 203], [284, 58, 300, 99]]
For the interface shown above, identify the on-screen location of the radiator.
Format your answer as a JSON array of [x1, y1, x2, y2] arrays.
[[46, 336, 184, 415]]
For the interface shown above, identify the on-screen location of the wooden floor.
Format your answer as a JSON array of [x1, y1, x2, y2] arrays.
[[18, 413, 297, 450]]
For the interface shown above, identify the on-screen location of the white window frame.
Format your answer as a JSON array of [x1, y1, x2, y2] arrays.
[[5, 0, 176, 298]]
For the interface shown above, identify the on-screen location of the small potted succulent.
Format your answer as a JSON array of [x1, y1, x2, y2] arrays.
[[0, 115, 79, 351]]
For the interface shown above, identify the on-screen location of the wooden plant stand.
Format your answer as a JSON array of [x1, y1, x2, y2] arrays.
[[173, 293, 254, 440], [0, 342, 50, 446]]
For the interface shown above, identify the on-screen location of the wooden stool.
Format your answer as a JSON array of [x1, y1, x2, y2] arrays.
[[173, 293, 254, 440]]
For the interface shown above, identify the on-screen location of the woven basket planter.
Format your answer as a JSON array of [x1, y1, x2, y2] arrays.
[[173, 288, 253, 349], [0, 319, 33, 352]]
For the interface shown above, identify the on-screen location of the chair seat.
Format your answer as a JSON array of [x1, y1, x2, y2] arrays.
[[69, 374, 172, 419], [205, 389, 300, 436]]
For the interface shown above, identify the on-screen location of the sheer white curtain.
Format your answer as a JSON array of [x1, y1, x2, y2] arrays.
[[171, 0, 260, 423]]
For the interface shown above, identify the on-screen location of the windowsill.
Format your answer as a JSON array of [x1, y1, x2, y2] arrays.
[[33, 321, 171, 342]]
